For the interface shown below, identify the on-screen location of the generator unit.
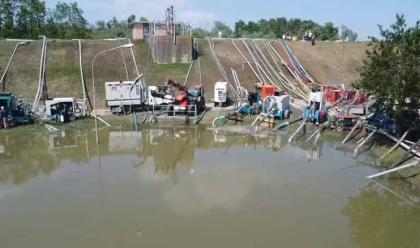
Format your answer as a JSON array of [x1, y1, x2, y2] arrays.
[[105, 74, 147, 114]]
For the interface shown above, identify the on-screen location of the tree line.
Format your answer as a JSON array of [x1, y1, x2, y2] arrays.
[[0, 0, 89, 39], [0, 1, 357, 41], [193, 18, 358, 41]]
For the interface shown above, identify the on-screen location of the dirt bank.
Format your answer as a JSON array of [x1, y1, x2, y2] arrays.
[[287, 41, 369, 86], [0, 39, 368, 107]]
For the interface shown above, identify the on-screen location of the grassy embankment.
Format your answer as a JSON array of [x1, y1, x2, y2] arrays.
[[0, 39, 191, 107], [0, 39, 369, 107]]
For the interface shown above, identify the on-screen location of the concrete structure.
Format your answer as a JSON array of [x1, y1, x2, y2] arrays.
[[132, 5, 193, 64], [132, 21, 191, 40], [151, 36, 192, 64], [132, 22, 151, 40]]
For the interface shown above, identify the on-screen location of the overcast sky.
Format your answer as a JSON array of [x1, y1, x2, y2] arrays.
[[44, 0, 419, 40]]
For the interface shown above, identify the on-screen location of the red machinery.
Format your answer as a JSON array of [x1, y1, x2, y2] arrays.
[[259, 85, 286, 99], [323, 86, 367, 106], [324, 88, 342, 104], [166, 79, 206, 115], [167, 79, 190, 107], [261, 85, 277, 99]]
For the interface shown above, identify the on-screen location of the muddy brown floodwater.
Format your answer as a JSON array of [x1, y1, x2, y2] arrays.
[[0, 126, 419, 248]]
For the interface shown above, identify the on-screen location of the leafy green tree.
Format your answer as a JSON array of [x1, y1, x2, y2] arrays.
[[317, 22, 339, 41], [191, 27, 209, 38], [270, 17, 287, 37], [107, 16, 120, 29], [340, 25, 358, 41], [95, 20, 106, 30], [354, 15, 420, 134], [127, 14, 136, 28], [44, 9, 58, 37], [233, 17, 338, 40], [68, 2, 88, 37], [245, 21, 259, 33], [0, 0, 89, 39], [258, 19, 270, 34], [0, 0, 16, 37], [286, 18, 302, 35], [234, 20, 246, 38], [48, 1, 88, 38], [91, 16, 131, 38], [15, 0, 46, 38], [211, 21, 232, 38]]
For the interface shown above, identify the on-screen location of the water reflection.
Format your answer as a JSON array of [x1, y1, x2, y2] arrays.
[[0, 133, 58, 185], [0, 127, 391, 186], [0, 126, 419, 247], [0, 127, 295, 185], [343, 179, 420, 248]]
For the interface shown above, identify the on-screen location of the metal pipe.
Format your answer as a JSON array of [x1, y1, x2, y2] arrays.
[[42, 38, 48, 101], [127, 38, 140, 76], [354, 130, 377, 158], [288, 120, 307, 143], [241, 39, 266, 84], [184, 59, 195, 86], [208, 38, 229, 82], [267, 42, 305, 87], [117, 39, 130, 81], [0, 41, 29, 91], [73, 39, 89, 115], [378, 129, 420, 159], [367, 160, 419, 179], [342, 119, 362, 144], [91, 43, 134, 144], [231, 39, 264, 84], [379, 130, 410, 161], [197, 41, 202, 84], [33, 36, 47, 112], [257, 41, 309, 100]]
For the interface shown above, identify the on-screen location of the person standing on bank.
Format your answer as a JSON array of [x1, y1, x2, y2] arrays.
[[0, 106, 8, 129]]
